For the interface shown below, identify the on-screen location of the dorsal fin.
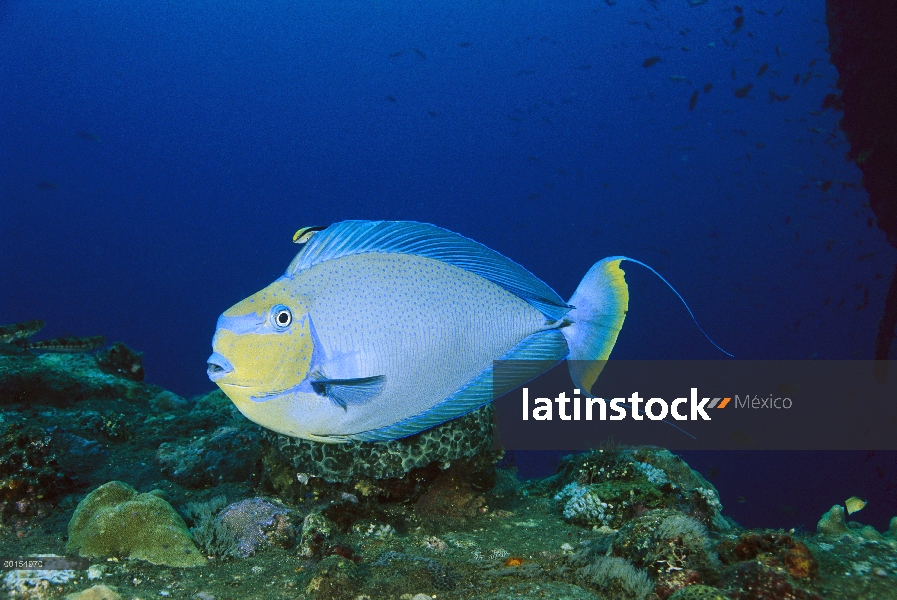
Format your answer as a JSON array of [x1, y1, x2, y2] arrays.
[[286, 220, 571, 320]]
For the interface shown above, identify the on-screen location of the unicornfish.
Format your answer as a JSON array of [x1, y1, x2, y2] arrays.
[[207, 220, 728, 443]]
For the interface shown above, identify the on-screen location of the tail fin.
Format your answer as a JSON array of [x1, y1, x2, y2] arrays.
[[562, 256, 733, 394], [562, 258, 630, 394]]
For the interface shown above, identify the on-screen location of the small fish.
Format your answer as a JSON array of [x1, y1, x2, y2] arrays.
[[0, 319, 45, 344], [732, 15, 744, 33], [821, 93, 839, 111], [734, 5, 743, 14], [36, 181, 58, 190], [689, 90, 699, 111], [769, 90, 790, 102], [703, 83, 713, 93], [208, 221, 730, 442], [18, 335, 106, 354], [642, 56, 662, 68], [756, 63, 769, 77], [737, 496, 747, 503], [734, 83, 753, 98], [845, 496, 867, 515], [76, 130, 101, 142], [292, 226, 326, 245]]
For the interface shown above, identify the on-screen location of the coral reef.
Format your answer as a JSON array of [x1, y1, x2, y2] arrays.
[[545, 446, 729, 532], [156, 426, 262, 488], [816, 504, 848, 535], [373, 551, 457, 592], [576, 556, 653, 600], [613, 509, 717, 597], [669, 585, 729, 600], [414, 469, 485, 519], [66, 481, 206, 567], [95, 342, 144, 381], [719, 532, 817, 580], [4, 344, 897, 600], [265, 403, 497, 484], [303, 555, 362, 600], [0, 423, 77, 523], [0, 352, 155, 407], [196, 497, 301, 558], [65, 585, 122, 600]]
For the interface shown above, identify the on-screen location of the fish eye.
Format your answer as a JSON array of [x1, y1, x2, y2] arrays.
[[272, 306, 292, 329]]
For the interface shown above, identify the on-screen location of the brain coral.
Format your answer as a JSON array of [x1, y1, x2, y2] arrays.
[[66, 481, 205, 567]]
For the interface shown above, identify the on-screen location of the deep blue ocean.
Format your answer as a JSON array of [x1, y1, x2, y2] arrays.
[[2, 0, 894, 534]]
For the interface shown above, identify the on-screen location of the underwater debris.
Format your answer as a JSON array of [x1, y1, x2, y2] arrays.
[[95, 342, 144, 381]]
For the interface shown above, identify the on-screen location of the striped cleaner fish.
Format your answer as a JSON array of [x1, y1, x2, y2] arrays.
[[208, 220, 729, 443], [17, 335, 106, 353]]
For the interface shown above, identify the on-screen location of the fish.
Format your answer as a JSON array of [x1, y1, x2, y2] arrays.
[[734, 83, 753, 98], [642, 56, 661, 68], [0, 319, 45, 344], [17, 335, 106, 354], [732, 15, 744, 33], [845, 496, 867, 515], [208, 221, 729, 443], [292, 226, 326, 245], [703, 83, 713, 93], [756, 63, 769, 77], [689, 90, 699, 111]]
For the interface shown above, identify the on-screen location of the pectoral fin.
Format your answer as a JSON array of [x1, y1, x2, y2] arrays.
[[310, 374, 386, 409]]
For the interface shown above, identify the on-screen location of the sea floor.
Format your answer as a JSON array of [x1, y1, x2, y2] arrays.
[[1, 350, 896, 600]]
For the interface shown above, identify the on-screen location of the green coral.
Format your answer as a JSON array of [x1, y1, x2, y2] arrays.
[[66, 481, 206, 567], [669, 584, 730, 600]]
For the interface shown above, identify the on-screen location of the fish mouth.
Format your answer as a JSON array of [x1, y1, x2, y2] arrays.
[[206, 353, 234, 381]]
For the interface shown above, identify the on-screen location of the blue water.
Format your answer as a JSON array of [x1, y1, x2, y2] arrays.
[[2, 0, 894, 532]]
